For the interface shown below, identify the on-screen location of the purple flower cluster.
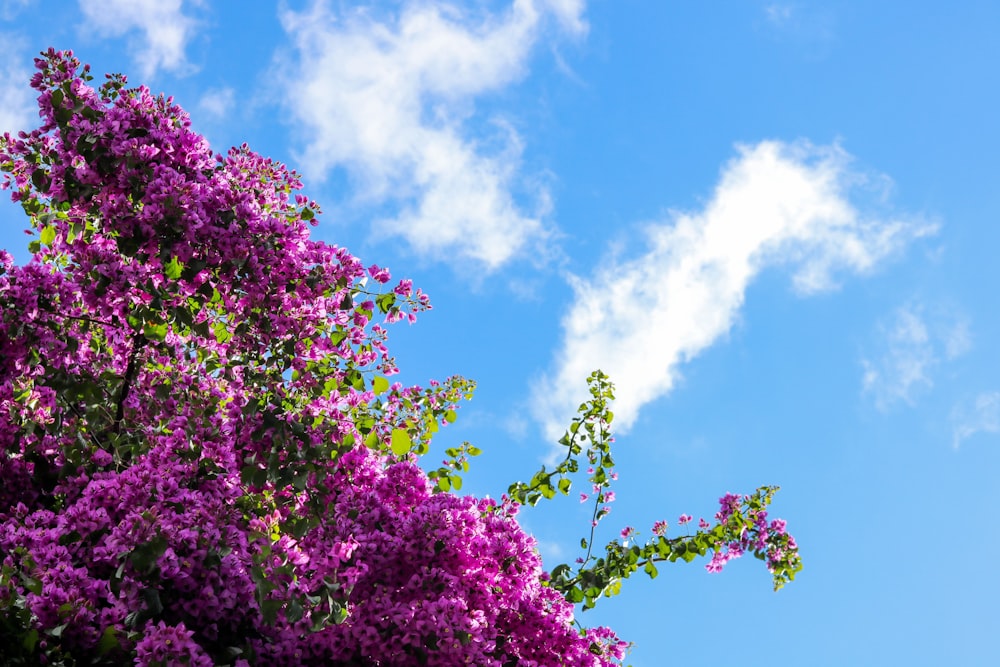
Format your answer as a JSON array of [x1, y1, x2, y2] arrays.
[[135, 622, 214, 667], [0, 50, 625, 665], [705, 492, 800, 577]]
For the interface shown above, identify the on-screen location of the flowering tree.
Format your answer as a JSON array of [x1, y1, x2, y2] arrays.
[[0, 50, 800, 666]]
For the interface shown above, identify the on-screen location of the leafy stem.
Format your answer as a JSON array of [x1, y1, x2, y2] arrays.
[[505, 372, 801, 612]]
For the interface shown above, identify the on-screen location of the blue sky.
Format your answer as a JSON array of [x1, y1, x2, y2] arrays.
[[3, 1, 999, 664]]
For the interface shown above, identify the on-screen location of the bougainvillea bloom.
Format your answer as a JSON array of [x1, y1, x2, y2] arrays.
[[0, 49, 628, 666], [1, 49, 798, 666]]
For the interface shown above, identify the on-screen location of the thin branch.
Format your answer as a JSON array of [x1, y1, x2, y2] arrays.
[[113, 332, 147, 434], [62, 397, 108, 450], [61, 313, 114, 328]]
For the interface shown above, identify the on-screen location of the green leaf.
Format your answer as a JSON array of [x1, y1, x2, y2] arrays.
[[164, 255, 183, 279], [260, 599, 283, 626], [345, 369, 364, 390], [286, 598, 304, 623], [20, 574, 42, 595], [97, 626, 119, 656], [213, 320, 233, 343], [372, 376, 389, 395], [143, 321, 168, 341], [31, 169, 49, 191], [129, 534, 168, 575], [390, 428, 412, 456], [66, 220, 81, 244], [40, 225, 56, 247], [376, 292, 396, 314], [54, 105, 73, 124]]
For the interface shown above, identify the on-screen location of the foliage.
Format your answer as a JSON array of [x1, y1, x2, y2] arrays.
[[0, 49, 799, 666], [511, 371, 801, 612]]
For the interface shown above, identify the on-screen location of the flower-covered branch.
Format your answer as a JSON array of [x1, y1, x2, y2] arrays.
[[507, 371, 802, 611]]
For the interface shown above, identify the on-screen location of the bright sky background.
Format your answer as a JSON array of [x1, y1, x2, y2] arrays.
[[3, 2, 999, 665]]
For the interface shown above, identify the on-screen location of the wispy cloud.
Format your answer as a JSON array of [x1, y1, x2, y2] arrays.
[[197, 87, 234, 120], [862, 307, 932, 409], [533, 140, 935, 438], [1, 0, 32, 20], [78, 0, 201, 78], [760, 2, 837, 56], [275, 0, 585, 270], [951, 392, 1000, 449], [862, 304, 970, 411], [764, 4, 794, 26], [943, 317, 972, 359], [0, 35, 35, 135]]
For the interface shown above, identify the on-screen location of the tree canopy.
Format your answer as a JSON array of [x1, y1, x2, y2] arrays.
[[0, 49, 799, 666]]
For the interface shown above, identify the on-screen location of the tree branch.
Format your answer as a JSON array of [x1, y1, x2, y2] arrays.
[[113, 332, 147, 434]]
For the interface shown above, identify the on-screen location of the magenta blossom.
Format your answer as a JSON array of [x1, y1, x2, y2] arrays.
[[0, 49, 627, 667]]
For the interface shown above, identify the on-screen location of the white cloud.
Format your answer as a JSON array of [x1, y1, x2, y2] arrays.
[[538, 0, 588, 34], [533, 140, 935, 438], [0, 35, 35, 135], [275, 0, 584, 270], [78, 0, 200, 78], [1, 0, 32, 20], [533, 537, 564, 563], [197, 87, 234, 120], [862, 304, 970, 411], [951, 392, 1000, 449]]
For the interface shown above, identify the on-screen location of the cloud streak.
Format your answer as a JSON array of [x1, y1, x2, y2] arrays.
[[78, 0, 200, 78], [951, 392, 1000, 449], [534, 140, 935, 438], [276, 0, 585, 270]]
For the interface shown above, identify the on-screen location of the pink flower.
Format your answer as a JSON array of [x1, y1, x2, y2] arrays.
[[367, 264, 391, 283]]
